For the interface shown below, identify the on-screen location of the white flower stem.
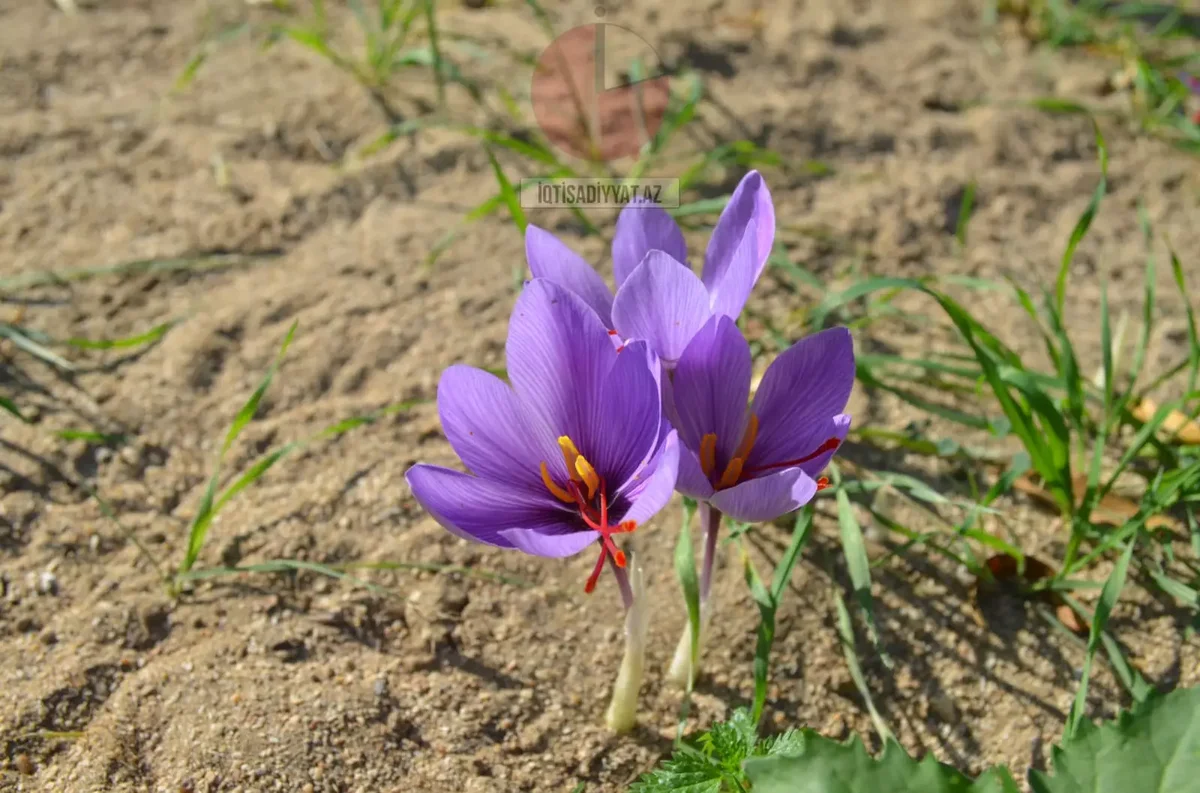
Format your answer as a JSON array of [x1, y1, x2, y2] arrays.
[[667, 502, 722, 687], [605, 557, 648, 734]]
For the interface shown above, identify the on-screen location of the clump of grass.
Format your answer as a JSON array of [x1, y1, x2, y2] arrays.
[[995, 0, 1200, 152], [175, 0, 484, 123]]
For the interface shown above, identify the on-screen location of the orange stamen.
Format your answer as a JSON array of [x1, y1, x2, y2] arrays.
[[717, 457, 744, 490], [540, 462, 575, 503], [575, 455, 600, 499], [732, 414, 759, 461], [540, 436, 640, 593], [558, 436, 584, 483], [699, 433, 717, 478]]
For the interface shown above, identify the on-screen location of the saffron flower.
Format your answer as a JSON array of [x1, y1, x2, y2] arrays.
[[404, 278, 679, 731], [524, 170, 775, 365], [664, 316, 855, 685]]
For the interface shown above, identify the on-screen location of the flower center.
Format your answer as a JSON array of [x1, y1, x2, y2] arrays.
[[539, 436, 636, 593], [699, 415, 839, 491]]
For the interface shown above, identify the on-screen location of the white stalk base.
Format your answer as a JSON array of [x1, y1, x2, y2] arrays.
[[605, 564, 649, 734]]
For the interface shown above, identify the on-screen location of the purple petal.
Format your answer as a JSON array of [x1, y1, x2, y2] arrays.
[[618, 430, 680, 526], [500, 527, 598, 558], [592, 340, 663, 485], [611, 251, 712, 365], [701, 171, 775, 318], [675, 442, 716, 500], [706, 218, 759, 319], [525, 225, 614, 326], [671, 315, 752, 465], [612, 199, 688, 287], [745, 326, 855, 473], [405, 464, 566, 548], [507, 279, 619, 452], [710, 466, 817, 523], [437, 365, 562, 491]]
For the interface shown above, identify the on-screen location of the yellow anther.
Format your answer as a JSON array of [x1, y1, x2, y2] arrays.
[[717, 457, 744, 490], [540, 462, 575, 503], [699, 433, 717, 478], [574, 455, 600, 499], [558, 436, 584, 483], [733, 414, 759, 462]]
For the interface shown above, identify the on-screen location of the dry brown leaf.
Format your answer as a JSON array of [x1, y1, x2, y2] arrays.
[[1012, 473, 1179, 531], [1131, 397, 1200, 445], [1055, 603, 1088, 634]]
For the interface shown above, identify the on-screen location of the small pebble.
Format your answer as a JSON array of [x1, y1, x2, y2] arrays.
[[15, 753, 33, 775], [40, 630, 58, 646], [38, 571, 57, 596]]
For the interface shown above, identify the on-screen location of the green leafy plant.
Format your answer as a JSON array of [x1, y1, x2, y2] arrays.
[[637, 686, 1200, 793], [630, 709, 804, 792]]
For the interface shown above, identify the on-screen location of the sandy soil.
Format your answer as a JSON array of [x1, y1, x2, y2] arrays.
[[2, 1, 1199, 791]]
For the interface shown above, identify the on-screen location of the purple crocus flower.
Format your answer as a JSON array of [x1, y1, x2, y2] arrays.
[[524, 170, 775, 366], [404, 278, 680, 596], [665, 315, 854, 686], [670, 317, 854, 521]]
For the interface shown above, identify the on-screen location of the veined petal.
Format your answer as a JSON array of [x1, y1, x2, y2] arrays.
[[671, 315, 752, 464], [593, 340, 662, 485], [618, 430, 680, 526], [525, 225, 614, 326], [507, 279, 619, 450], [500, 527, 598, 558], [701, 171, 775, 317], [611, 251, 712, 365], [745, 326, 855, 472], [437, 365, 562, 491], [706, 218, 758, 319], [675, 442, 716, 500], [405, 464, 565, 548], [612, 198, 688, 287], [710, 466, 817, 523]]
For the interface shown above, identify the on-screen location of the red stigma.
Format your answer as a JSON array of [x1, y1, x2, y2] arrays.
[[567, 478, 636, 595], [607, 329, 619, 336], [816, 476, 830, 491], [743, 436, 842, 476]]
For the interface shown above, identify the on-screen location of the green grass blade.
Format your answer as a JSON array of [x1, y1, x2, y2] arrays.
[[832, 467, 890, 668], [421, 0, 446, 103], [179, 322, 297, 576], [64, 321, 175, 350], [955, 179, 977, 249], [177, 558, 392, 597], [483, 146, 528, 235], [54, 429, 127, 444], [0, 253, 276, 292], [1168, 242, 1199, 395], [1124, 203, 1157, 407], [1, 395, 27, 422], [1065, 536, 1135, 740], [743, 507, 815, 727], [222, 322, 296, 455], [1055, 116, 1108, 316], [742, 546, 775, 728], [0, 324, 74, 371], [832, 587, 893, 744]]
